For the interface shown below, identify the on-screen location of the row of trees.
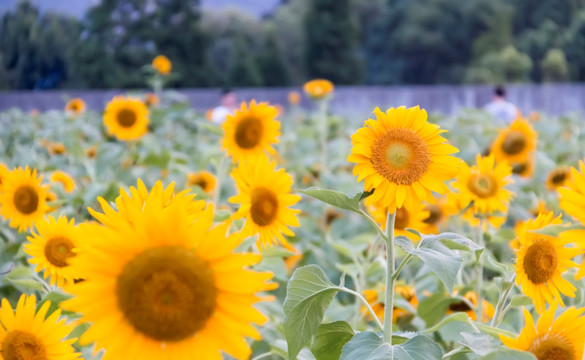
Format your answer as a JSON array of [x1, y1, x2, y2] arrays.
[[1, 0, 585, 89]]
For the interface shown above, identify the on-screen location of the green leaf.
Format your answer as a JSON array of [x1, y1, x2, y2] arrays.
[[5, 266, 44, 292], [482, 350, 537, 359], [474, 322, 517, 339], [424, 312, 471, 334], [509, 295, 533, 307], [417, 292, 460, 326], [297, 188, 371, 213], [530, 224, 585, 237], [38, 291, 72, 316], [284, 265, 341, 360], [311, 321, 355, 360], [340, 332, 442, 360], [459, 332, 498, 356], [415, 238, 462, 293]]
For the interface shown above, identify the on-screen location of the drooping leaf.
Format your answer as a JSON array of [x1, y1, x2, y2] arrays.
[[340, 332, 442, 360], [297, 188, 371, 213], [311, 321, 355, 360]]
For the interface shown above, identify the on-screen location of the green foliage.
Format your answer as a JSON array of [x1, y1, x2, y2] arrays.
[[466, 46, 533, 83], [340, 332, 442, 360], [541, 49, 569, 82], [311, 321, 355, 360]]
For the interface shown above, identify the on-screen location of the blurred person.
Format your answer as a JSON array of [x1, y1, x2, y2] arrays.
[[211, 89, 237, 125], [484, 86, 518, 125]]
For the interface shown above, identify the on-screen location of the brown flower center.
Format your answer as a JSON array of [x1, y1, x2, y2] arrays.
[[551, 172, 566, 185], [512, 162, 528, 175], [116, 246, 217, 342], [467, 174, 498, 199], [1, 330, 48, 360], [44, 237, 76, 268], [529, 332, 575, 360], [250, 187, 279, 226], [501, 131, 527, 155], [423, 204, 442, 225], [117, 109, 137, 128], [394, 207, 409, 230], [523, 238, 558, 284], [235, 116, 263, 149], [448, 300, 473, 312], [195, 179, 208, 190], [13, 185, 39, 215], [371, 128, 431, 185]]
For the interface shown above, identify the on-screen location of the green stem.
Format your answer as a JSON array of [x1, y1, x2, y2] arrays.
[[392, 254, 414, 281], [212, 156, 229, 206], [383, 211, 397, 343], [340, 287, 384, 332], [251, 351, 274, 360], [317, 99, 329, 181], [475, 217, 485, 323], [491, 275, 516, 327]]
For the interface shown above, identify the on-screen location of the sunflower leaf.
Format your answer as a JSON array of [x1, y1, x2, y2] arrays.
[[529, 224, 585, 237], [340, 332, 442, 360], [311, 321, 355, 360], [297, 188, 368, 213], [481, 350, 537, 359]]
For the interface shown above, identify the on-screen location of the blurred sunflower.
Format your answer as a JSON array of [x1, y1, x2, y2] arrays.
[[512, 158, 534, 178], [500, 307, 585, 360], [85, 145, 97, 158], [447, 290, 494, 322], [364, 196, 428, 240], [288, 91, 301, 105], [222, 100, 281, 162], [559, 161, 585, 225], [64, 180, 276, 360], [451, 154, 514, 215], [547, 166, 573, 191], [0, 166, 48, 232], [186, 170, 216, 194], [24, 216, 79, 287], [515, 212, 580, 313], [0, 162, 8, 186], [50, 170, 75, 193], [229, 157, 301, 248], [531, 200, 549, 218], [48, 142, 66, 155], [65, 97, 86, 115], [348, 106, 460, 213], [144, 92, 159, 107], [152, 55, 171, 75], [103, 96, 149, 141], [0, 294, 80, 360], [420, 196, 452, 234], [303, 79, 334, 99], [363, 284, 418, 323], [491, 117, 537, 164]]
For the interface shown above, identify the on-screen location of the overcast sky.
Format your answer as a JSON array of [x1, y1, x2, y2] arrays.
[[0, 0, 280, 18]]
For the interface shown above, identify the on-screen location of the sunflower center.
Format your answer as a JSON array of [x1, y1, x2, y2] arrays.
[[512, 163, 528, 175], [371, 128, 431, 185], [523, 238, 558, 284], [13, 185, 39, 215], [502, 131, 527, 155], [448, 300, 473, 312], [529, 332, 575, 360], [116, 246, 217, 342], [250, 187, 279, 226], [1, 330, 48, 360], [195, 179, 207, 189], [44, 237, 76, 268], [423, 204, 442, 225], [551, 173, 566, 185], [117, 109, 137, 128], [394, 207, 409, 230], [235, 116, 263, 149], [467, 174, 498, 199]]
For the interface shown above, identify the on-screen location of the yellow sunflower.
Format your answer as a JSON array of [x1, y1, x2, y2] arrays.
[[152, 55, 172, 75], [451, 154, 514, 215], [512, 157, 534, 178], [515, 212, 580, 313], [547, 166, 573, 191], [187, 170, 217, 194], [103, 96, 149, 141], [24, 216, 79, 287], [500, 307, 585, 360], [50, 170, 75, 193], [0, 294, 80, 360], [559, 161, 585, 225], [85, 146, 97, 159], [303, 79, 334, 99], [364, 196, 429, 240], [144, 92, 160, 107], [222, 100, 281, 162], [229, 157, 301, 248], [348, 106, 460, 213], [0, 166, 48, 232], [48, 142, 66, 155], [447, 290, 495, 322], [288, 91, 301, 105], [491, 117, 537, 164], [531, 200, 549, 218], [363, 285, 419, 323], [65, 97, 86, 115], [0, 163, 8, 187], [420, 196, 453, 234], [63, 180, 276, 360]]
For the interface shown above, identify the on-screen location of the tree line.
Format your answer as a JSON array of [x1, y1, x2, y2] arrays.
[[1, 0, 584, 89]]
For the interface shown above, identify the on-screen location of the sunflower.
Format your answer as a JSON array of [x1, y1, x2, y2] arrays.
[[0, 167, 48, 232], [85, 146, 97, 158], [515, 212, 580, 313], [512, 157, 534, 178], [500, 307, 585, 360], [447, 290, 494, 322], [63, 180, 276, 360], [420, 196, 453, 234], [48, 142, 66, 155], [547, 166, 573, 191], [451, 154, 514, 216], [364, 196, 429, 240], [24, 216, 79, 287], [229, 157, 301, 248], [363, 285, 419, 323], [152, 55, 171, 75], [222, 100, 281, 162], [187, 170, 216, 194], [50, 171, 75, 193], [0, 294, 80, 360], [0, 163, 8, 187], [303, 79, 334, 99], [144, 93, 160, 107], [558, 161, 585, 224], [348, 106, 460, 213], [65, 97, 86, 115], [491, 117, 537, 164], [288, 91, 301, 105], [103, 96, 149, 141], [531, 200, 549, 218]]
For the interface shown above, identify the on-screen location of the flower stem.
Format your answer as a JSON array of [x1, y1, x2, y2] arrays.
[[475, 217, 485, 323], [213, 155, 229, 206], [340, 287, 384, 332], [317, 99, 329, 181], [383, 211, 396, 344]]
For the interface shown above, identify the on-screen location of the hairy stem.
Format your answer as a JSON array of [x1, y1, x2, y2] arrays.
[[383, 211, 397, 343]]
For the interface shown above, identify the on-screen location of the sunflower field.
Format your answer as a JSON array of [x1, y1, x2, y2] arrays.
[[2, 62, 585, 360]]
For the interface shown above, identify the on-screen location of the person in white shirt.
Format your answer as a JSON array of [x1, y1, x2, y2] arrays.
[[211, 89, 237, 125], [484, 86, 518, 125]]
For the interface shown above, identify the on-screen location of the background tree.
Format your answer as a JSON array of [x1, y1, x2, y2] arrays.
[[541, 49, 569, 82]]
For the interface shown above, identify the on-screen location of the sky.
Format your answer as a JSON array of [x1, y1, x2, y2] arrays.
[[0, 0, 280, 18]]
